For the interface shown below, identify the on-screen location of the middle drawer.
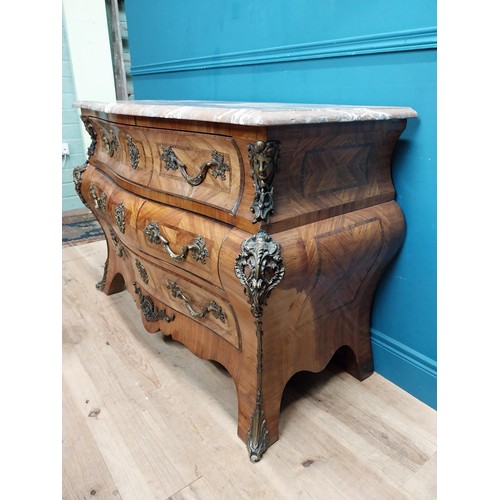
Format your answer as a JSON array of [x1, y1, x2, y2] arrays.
[[87, 164, 231, 289], [128, 245, 241, 350], [132, 200, 230, 289]]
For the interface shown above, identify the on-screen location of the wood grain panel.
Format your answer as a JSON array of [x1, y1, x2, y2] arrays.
[[300, 143, 371, 196], [311, 218, 383, 312], [262, 120, 407, 231]]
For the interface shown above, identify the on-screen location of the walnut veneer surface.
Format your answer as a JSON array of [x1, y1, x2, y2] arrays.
[[72, 100, 417, 462]]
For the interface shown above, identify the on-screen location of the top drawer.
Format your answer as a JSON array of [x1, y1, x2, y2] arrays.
[[86, 116, 244, 215]]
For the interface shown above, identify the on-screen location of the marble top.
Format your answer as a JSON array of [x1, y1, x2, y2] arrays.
[[74, 100, 417, 126]]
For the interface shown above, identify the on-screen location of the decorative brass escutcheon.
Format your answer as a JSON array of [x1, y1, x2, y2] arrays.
[[247, 140, 280, 224], [143, 220, 209, 264], [101, 127, 119, 157], [72, 164, 88, 208], [81, 116, 97, 157], [160, 145, 230, 186], [166, 280, 227, 323]]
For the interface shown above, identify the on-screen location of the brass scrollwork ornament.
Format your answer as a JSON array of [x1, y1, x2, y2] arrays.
[[127, 135, 140, 169], [160, 145, 230, 186], [115, 202, 126, 233], [96, 259, 108, 291], [234, 229, 285, 462], [72, 164, 89, 208], [73, 116, 97, 208], [135, 259, 149, 284], [247, 140, 280, 224], [81, 116, 97, 157], [109, 227, 126, 257], [89, 183, 107, 213], [133, 282, 175, 323]]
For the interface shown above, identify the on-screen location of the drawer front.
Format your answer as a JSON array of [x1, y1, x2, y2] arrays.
[[128, 246, 241, 349], [82, 164, 231, 289], [131, 198, 230, 288], [87, 118, 153, 189], [87, 116, 244, 214]]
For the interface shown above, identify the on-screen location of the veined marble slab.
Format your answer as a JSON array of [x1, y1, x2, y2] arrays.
[[73, 100, 417, 126]]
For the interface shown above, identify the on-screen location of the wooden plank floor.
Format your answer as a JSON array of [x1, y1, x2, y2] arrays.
[[62, 240, 437, 500]]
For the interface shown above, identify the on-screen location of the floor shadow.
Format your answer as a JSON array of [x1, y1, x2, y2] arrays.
[[280, 346, 355, 413]]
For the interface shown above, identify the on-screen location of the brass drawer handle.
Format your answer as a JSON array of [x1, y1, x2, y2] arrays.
[[166, 280, 227, 323], [144, 220, 209, 264], [160, 145, 230, 186]]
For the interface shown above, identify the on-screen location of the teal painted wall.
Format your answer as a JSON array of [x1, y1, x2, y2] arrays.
[[124, 0, 437, 408], [62, 15, 87, 212]]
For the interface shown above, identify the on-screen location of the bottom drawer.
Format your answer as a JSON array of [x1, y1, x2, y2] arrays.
[[126, 244, 241, 350]]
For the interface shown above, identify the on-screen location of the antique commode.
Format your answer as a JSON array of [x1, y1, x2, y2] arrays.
[[72, 100, 417, 461]]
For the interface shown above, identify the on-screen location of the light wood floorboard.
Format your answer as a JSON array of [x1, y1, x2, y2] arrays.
[[62, 240, 437, 500]]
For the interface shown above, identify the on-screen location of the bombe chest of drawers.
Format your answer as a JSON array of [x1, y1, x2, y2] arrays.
[[73, 100, 416, 461]]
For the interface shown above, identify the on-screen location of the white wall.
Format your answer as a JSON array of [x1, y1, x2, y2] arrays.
[[62, 0, 116, 147]]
